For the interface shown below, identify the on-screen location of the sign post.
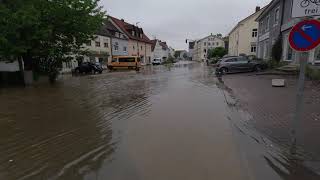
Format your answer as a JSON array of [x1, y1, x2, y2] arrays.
[[288, 18, 320, 146]]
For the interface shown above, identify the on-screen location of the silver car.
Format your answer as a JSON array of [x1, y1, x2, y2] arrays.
[[215, 56, 266, 74]]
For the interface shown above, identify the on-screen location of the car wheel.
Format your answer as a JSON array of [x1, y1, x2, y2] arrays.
[[254, 65, 262, 72], [220, 67, 228, 75]]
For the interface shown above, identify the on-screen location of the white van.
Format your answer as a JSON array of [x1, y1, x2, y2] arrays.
[[152, 58, 162, 65]]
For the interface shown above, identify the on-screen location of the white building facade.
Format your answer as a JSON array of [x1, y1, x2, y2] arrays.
[[61, 35, 112, 73], [193, 34, 225, 62], [151, 40, 169, 62]]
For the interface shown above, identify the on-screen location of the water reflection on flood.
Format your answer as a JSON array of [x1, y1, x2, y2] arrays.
[[0, 70, 153, 180]]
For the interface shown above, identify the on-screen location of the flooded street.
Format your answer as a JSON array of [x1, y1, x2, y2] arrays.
[[0, 62, 318, 180]]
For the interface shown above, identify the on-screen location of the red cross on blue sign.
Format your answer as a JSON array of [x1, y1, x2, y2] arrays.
[[289, 19, 320, 52]]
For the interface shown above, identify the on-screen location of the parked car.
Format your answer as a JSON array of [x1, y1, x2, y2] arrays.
[[152, 58, 162, 65], [215, 56, 267, 75], [74, 62, 103, 74]]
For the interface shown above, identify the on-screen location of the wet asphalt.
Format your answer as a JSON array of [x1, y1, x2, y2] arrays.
[[0, 61, 319, 180]]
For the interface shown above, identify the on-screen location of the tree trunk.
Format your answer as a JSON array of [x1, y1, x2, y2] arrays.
[[17, 56, 25, 86]]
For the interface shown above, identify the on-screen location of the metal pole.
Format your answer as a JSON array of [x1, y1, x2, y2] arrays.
[[291, 52, 308, 146]]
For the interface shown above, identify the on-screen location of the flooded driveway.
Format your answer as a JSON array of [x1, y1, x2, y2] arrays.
[[0, 62, 318, 180]]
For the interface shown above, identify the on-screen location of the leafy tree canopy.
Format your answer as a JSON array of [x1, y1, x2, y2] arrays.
[[0, 0, 105, 69], [208, 47, 227, 59]]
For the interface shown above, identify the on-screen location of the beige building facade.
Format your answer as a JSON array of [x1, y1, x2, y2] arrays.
[[128, 40, 152, 65], [228, 7, 263, 57]]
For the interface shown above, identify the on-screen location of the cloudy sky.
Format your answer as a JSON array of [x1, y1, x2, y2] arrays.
[[100, 0, 270, 50]]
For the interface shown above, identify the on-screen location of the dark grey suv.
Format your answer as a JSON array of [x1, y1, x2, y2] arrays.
[[215, 56, 266, 75]]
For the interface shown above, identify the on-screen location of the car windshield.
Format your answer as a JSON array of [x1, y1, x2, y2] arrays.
[[1, 1, 319, 180]]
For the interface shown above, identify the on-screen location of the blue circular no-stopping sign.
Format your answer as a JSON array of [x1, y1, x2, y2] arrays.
[[289, 19, 320, 52]]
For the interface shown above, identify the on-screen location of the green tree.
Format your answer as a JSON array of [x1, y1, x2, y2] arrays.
[[174, 51, 180, 59], [183, 53, 188, 59], [208, 47, 227, 59], [0, 0, 105, 82]]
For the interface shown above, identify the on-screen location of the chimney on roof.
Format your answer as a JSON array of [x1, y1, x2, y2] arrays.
[[121, 19, 124, 22], [255, 6, 261, 12]]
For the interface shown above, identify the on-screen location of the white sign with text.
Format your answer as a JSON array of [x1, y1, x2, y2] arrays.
[[292, 0, 320, 18]]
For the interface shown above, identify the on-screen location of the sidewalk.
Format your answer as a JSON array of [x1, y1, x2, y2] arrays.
[[221, 73, 320, 159]]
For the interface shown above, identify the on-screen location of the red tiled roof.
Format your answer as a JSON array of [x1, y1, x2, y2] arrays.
[[150, 39, 169, 51], [160, 41, 168, 50], [109, 16, 152, 44]]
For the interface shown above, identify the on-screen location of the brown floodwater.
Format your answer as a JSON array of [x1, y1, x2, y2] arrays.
[[0, 62, 319, 180]]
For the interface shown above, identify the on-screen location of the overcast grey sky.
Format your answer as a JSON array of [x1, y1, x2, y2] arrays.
[[100, 0, 270, 50]]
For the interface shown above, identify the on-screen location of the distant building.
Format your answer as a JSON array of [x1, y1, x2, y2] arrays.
[[151, 39, 169, 62], [193, 34, 225, 62], [109, 16, 152, 65], [223, 37, 229, 52], [175, 50, 188, 60], [188, 41, 195, 60], [105, 19, 129, 58], [62, 26, 112, 73], [228, 6, 263, 57]]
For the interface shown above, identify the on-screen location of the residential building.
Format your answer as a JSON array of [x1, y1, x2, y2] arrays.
[[193, 34, 225, 62], [256, 0, 283, 61], [175, 50, 188, 60], [228, 7, 263, 56], [151, 39, 169, 62], [109, 16, 152, 65], [62, 29, 112, 73], [256, 0, 320, 64], [105, 19, 129, 58], [188, 41, 195, 60]]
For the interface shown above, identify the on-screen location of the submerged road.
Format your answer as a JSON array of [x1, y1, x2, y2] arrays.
[[0, 62, 317, 180]]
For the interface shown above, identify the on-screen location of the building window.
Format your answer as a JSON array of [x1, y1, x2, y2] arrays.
[[260, 21, 264, 34], [123, 46, 127, 52], [104, 42, 108, 48], [216, 42, 219, 46], [141, 46, 143, 50], [133, 46, 135, 50], [275, 8, 280, 25], [86, 40, 91, 46], [252, 29, 258, 37], [208, 43, 211, 46], [204, 49, 207, 53], [114, 42, 119, 51], [204, 42, 206, 46], [95, 41, 100, 47], [251, 45, 257, 53], [287, 46, 293, 61], [266, 16, 270, 31]]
